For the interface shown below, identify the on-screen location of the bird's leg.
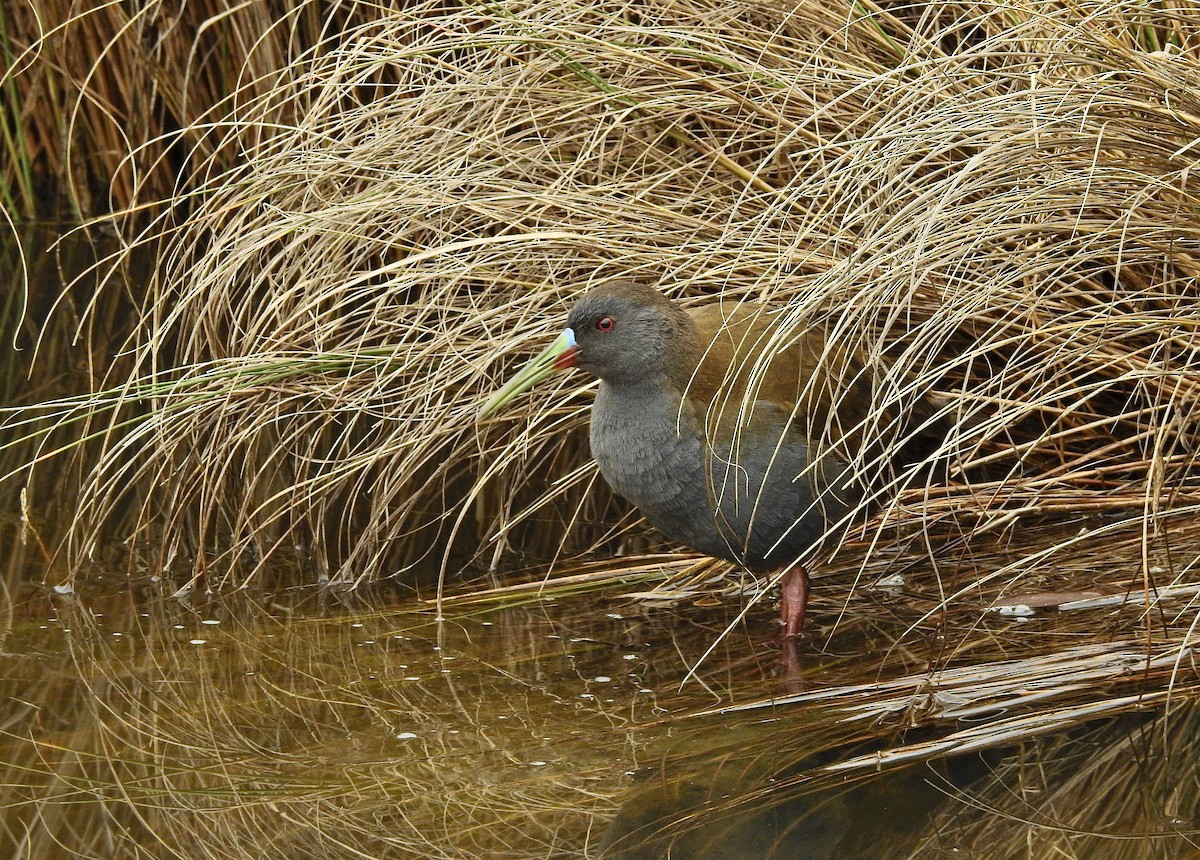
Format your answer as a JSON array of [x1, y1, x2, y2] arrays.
[[779, 565, 809, 639]]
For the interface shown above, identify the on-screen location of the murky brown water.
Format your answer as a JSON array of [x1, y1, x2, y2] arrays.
[[3, 547, 1198, 858]]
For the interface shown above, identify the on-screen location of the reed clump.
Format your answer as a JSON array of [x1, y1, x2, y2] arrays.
[[1, 0, 392, 219], [2, 0, 1198, 599]]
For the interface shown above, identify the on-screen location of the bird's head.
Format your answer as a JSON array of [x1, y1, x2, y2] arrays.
[[478, 281, 686, 418], [563, 281, 684, 382]]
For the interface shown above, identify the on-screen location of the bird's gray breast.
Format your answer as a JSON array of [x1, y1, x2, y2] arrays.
[[589, 381, 851, 568], [589, 382, 719, 556]]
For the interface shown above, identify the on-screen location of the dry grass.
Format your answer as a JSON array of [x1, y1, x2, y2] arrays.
[[2, 1, 1200, 854], [4, 0, 1198, 596], [1, 0, 381, 219]]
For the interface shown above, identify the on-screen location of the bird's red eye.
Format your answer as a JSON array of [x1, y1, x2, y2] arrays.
[[596, 316, 615, 332]]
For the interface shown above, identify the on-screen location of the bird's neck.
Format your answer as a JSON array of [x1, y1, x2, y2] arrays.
[[593, 358, 698, 437], [592, 371, 699, 482], [600, 368, 680, 401]]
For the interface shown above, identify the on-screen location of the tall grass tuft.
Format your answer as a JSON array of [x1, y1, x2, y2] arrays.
[[1, 0, 393, 218], [2, 0, 1198, 603]]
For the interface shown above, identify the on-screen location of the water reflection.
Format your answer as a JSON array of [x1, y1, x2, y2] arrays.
[[1, 562, 1199, 857], [599, 702, 1200, 860], [600, 738, 995, 859]]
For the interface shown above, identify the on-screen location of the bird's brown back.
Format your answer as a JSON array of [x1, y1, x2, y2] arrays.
[[678, 301, 951, 476]]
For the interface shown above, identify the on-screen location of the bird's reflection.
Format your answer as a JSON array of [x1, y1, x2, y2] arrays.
[[599, 735, 994, 859]]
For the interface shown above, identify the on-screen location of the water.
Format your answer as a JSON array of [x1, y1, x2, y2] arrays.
[[2, 555, 1197, 858]]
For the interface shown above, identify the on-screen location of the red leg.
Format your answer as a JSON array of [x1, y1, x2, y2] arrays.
[[780, 565, 809, 639]]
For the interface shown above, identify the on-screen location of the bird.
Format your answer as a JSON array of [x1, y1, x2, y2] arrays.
[[479, 280, 947, 638]]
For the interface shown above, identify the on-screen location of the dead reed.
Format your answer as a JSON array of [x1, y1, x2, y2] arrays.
[[7, 0, 1196, 594]]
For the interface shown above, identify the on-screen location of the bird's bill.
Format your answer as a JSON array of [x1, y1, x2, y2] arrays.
[[478, 328, 579, 419]]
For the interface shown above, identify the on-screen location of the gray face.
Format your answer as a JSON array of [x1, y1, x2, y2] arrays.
[[565, 283, 680, 384]]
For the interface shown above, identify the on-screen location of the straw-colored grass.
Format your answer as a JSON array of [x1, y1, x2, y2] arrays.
[[8, 0, 1196, 595], [1, 0, 383, 219]]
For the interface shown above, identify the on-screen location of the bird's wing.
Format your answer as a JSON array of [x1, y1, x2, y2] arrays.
[[682, 302, 874, 454], [683, 301, 953, 474]]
